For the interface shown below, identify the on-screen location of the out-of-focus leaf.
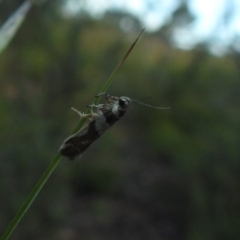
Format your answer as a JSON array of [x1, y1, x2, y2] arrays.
[[0, 0, 34, 54]]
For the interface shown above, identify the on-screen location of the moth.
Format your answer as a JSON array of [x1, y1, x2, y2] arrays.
[[59, 93, 169, 161]]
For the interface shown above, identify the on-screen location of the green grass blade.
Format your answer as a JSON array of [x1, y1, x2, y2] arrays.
[[0, 154, 61, 240], [0, 29, 143, 240], [94, 28, 145, 103], [0, 0, 34, 54]]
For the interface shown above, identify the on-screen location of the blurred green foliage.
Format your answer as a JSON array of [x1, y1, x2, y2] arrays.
[[1, 1, 240, 240]]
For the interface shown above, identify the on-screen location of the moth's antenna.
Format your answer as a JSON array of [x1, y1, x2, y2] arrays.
[[132, 99, 171, 110]]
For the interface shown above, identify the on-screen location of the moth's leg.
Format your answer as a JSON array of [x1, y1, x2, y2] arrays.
[[95, 92, 107, 98], [71, 107, 100, 121], [88, 110, 101, 121], [86, 103, 104, 108], [71, 107, 90, 119], [95, 92, 115, 103], [95, 92, 108, 102], [87, 105, 104, 116]]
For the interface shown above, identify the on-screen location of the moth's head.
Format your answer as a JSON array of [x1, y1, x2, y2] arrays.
[[111, 96, 131, 117], [119, 96, 131, 108]]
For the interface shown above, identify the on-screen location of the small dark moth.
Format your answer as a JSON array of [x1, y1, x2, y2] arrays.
[[59, 93, 169, 161]]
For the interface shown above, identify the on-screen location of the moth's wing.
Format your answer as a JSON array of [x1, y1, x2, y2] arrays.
[[58, 127, 92, 160], [59, 136, 86, 160]]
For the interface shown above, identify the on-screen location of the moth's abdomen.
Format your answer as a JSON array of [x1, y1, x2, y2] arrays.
[[59, 136, 90, 160], [59, 121, 102, 161], [59, 113, 116, 161]]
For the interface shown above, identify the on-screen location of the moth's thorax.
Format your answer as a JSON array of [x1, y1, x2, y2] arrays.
[[112, 104, 119, 116], [95, 113, 111, 135]]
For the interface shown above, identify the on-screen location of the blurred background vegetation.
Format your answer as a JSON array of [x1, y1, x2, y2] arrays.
[[1, 0, 240, 239]]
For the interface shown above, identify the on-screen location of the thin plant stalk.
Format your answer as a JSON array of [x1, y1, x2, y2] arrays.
[[74, 28, 145, 133], [0, 29, 144, 240]]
